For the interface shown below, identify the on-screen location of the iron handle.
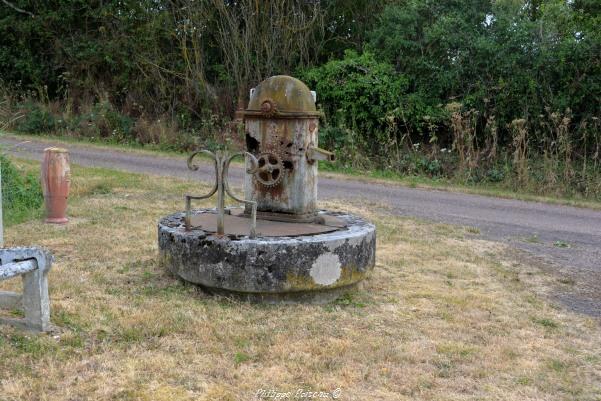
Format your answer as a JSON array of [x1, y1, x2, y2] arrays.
[[306, 145, 335, 163]]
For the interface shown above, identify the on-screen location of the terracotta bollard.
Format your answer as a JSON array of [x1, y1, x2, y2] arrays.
[[41, 147, 71, 224]]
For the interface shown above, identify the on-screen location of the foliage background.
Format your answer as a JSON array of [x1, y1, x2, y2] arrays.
[[0, 0, 599, 199]]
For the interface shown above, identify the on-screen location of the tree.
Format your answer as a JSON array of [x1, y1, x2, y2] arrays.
[[173, 0, 325, 112]]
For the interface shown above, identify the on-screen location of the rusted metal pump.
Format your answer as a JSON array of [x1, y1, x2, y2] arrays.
[[242, 75, 334, 222], [182, 76, 339, 237]]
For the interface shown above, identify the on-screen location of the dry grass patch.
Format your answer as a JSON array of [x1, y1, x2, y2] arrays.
[[1, 160, 600, 400]]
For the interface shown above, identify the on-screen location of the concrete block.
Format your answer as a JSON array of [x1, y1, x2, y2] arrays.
[[0, 247, 53, 332]]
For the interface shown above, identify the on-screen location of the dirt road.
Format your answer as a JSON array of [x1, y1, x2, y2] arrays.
[[3, 135, 600, 317]]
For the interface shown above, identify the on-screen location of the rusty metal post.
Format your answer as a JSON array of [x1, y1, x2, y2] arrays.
[[224, 152, 258, 238], [216, 151, 225, 236], [184, 196, 192, 231]]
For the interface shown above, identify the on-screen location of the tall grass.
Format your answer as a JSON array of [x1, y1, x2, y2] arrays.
[[0, 86, 226, 152], [369, 107, 601, 201], [0, 153, 43, 227]]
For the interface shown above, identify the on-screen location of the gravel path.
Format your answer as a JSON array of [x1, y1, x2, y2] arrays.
[[3, 136, 600, 317]]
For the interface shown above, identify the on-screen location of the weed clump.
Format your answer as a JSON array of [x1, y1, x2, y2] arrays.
[[1, 153, 43, 226]]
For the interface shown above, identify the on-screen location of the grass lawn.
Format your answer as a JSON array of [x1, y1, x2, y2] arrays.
[[1, 159, 600, 400]]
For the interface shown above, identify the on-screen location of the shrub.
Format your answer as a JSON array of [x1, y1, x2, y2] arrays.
[[66, 101, 134, 142], [300, 51, 448, 166], [300, 51, 408, 155], [1, 153, 43, 226], [15, 102, 56, 134]]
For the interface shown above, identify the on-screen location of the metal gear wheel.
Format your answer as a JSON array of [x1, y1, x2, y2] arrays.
[[254, 151, 284, 187]]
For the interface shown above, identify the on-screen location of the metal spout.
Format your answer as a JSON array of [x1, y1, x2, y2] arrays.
[[307, 145, 336, 163]]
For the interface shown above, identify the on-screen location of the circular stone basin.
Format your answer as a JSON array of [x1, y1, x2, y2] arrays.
[[158, 209, 376, 303]]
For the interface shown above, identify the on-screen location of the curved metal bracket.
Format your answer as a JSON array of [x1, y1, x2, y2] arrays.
[[184, 150, 218, 231], [184, 149, 258, 238]]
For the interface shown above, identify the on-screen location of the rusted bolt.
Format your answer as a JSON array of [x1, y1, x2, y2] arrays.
[[260, 100, 277, 117]]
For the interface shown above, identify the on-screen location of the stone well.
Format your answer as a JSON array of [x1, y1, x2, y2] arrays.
[[158, 75, 376, 303], [159, 209, 375, 303]]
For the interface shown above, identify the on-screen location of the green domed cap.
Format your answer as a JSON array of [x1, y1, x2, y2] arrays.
[[246, 75, 318, 117]]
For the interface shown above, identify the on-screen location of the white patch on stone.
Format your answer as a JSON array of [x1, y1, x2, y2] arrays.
[[310, 253, 341, 286]]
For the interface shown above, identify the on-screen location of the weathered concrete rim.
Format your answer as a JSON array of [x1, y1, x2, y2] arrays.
[[159, 209, 375, 244], [158, 209, 376, 302]]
